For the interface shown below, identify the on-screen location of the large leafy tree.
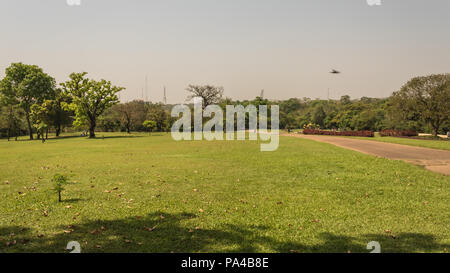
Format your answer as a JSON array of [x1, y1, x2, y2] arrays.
[[0, 63, 55, 139], [30, 88, 72, 138], [47, 88, 72, 136], [391, 74, 450, 136], [30, 103, 50, 141], [61, 72, 124, 138]]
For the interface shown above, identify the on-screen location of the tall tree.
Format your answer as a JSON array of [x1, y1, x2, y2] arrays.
[[61, 72, 124, 138], [312, 106, 326, 127], [30, 103, 50, 142], [0, 63, 55, 139], [391, 74, 450, 136], [48, 88, 73, 136], [340, 95, 351, 105], [186, 85, 224, 109], [30, 88, 72, 137]]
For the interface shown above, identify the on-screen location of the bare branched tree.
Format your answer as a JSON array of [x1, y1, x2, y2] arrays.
[[186, 85, 224, 109]]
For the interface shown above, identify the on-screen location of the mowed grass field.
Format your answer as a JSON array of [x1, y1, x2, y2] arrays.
[[0, 133, 449, 253]]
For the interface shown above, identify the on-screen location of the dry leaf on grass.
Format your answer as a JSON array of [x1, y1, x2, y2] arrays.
[[144, 226, 157, 232], [90, 229, 100, 235]]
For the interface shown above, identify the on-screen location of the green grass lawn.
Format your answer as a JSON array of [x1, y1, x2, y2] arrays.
[[0, 133, 449, 253]]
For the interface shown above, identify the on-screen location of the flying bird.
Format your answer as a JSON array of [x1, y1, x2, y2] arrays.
[[330, 69, 341, 74]]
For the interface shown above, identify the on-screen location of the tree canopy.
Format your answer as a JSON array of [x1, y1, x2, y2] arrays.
[[0, 64, 449, 138], [0, 63, 55, 139], [390, 74, 450, 136], [61, 72, 124, 138], [186, 85, 224, 109]]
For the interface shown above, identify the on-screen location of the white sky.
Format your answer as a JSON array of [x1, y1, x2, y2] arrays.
[[0, 0, 449, 103]]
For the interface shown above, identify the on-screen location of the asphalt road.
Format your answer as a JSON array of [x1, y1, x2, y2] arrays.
[[285, 134, 450, 175]]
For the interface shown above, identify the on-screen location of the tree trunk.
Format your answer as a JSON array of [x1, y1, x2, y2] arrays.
[[25, 112, 33, 140], [56, 124, 61, 137], [46, 128, 49, 139], [89, 119, 96, 138], [58, 191, 61, 202], [432, 121, 440, 137], [432, 129, 438, 137]]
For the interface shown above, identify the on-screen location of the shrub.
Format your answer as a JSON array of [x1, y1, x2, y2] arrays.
[[303, 129, 374, 137], [380, 130, 418, 137], [143, 120, 157, 133], [52, 174, 70, 202]]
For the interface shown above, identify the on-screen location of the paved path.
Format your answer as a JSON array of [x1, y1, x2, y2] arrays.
[[284, 134, 450, 175]]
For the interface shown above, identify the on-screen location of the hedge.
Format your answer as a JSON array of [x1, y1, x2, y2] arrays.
[[303, 129, 374, 137], [380, 130, 418, 137]]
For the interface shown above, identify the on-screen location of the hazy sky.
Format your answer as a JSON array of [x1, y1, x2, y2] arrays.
[[1, 0, 449, 103]]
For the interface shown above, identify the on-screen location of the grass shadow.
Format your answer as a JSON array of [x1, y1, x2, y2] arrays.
[[60, 198, 86, 203], [1, 134, 147, 142], [91, 135, 144, 140], [1, 212, 448, 253]]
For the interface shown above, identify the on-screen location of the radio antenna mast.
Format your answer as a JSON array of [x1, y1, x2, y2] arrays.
[[145, 75, 148, 102], [163, 86, 167, 104]]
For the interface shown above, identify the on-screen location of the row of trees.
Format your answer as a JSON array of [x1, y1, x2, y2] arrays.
[[189, 74, 448, 136], [0, 63, 125, 139], [264, 75, 448, 136], [1, 62, 449, 139], [98, 101, 172, 133]]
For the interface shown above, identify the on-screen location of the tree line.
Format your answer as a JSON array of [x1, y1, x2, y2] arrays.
[[275, 74, 449, 136], [0, 63, 448, 140]]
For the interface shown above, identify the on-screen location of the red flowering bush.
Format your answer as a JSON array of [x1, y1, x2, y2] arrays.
[[303, 129, 374, 137]]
